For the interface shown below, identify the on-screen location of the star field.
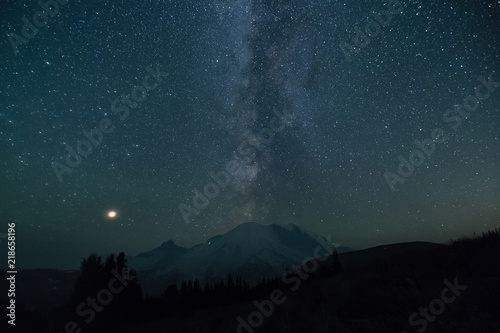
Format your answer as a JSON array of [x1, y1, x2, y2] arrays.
[[0, 0, 499, 269]]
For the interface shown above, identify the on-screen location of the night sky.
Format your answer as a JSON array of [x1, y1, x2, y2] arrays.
[[0, 0, 499, 269]]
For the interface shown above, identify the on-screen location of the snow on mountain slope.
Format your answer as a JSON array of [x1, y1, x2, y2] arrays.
[[128, 222, 336, 290], [128, 240, 188, 271]]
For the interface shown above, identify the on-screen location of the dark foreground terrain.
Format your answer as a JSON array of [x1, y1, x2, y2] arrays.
[[2, 229, 499, 333]]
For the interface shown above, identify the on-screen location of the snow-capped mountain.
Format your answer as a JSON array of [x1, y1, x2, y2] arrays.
[[128, 222, 338, 294], [128, 239, 188, 271]]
